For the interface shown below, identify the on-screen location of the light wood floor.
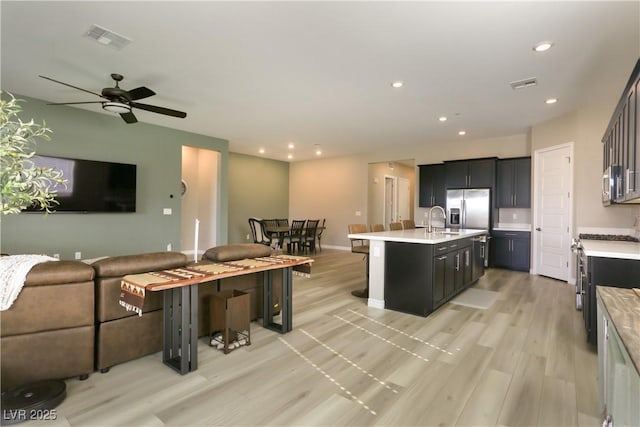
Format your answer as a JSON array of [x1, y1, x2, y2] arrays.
[[27, 249, 600, 426]]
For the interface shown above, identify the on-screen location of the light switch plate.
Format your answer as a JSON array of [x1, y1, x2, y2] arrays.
[[163, 208, 172, 215]]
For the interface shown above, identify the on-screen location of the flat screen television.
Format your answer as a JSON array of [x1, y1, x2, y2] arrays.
[[23, 155, 137, 213]]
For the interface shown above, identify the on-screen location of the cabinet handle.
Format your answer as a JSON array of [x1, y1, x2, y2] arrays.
[[437, 255, 447, 260], [480, 245, 485, 259], [514, 193, 517, 206], [456, 254, 460, 271], [627, 168, 632, 194], [465, 250, 470, 266]]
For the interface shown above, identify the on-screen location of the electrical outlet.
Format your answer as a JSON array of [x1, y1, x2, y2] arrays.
[[355, 211, 362, 217], [74, 251, 82, 260], [512, 213, 517, 219], [166, 243, 172, 251], [246, 233, 250, 240]]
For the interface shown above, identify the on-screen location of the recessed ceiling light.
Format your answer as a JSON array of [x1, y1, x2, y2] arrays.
[[391, 81, 404, 88], [314, 145, 322, 156], [458, 130, 466, 136], [533, 41, 554, 52], [545, 98, 558, 104], [259, 148, 265, 154], [287, 154, 293, 160], [439, 116, 448, 122], [288, 142, 295, 149]]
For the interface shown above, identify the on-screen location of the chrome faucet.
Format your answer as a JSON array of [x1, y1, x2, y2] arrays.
[[427, 205, 446, 233]]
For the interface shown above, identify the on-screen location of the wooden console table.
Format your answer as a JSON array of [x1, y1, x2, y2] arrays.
[[119, 255, 313, 375]]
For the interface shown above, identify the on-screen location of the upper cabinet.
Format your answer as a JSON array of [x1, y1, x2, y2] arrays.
[[418, 164, 445, 208], [496, 157, 531, 208], [602, 58, 640, 205], [445, 158, 496, 189]]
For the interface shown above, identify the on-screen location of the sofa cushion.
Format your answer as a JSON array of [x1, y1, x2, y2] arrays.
[[91, 252, 188, 278], [203, 244, 273, 262], [25, 261, 95, 286]]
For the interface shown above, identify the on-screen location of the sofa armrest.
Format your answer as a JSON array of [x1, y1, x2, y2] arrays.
[[202, 244, 273, 262]]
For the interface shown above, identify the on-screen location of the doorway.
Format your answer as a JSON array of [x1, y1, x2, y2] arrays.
[[368, 160, 415, 228], [181, 146, 220, 261], [384, 176, 396, 225], [532, 142, 573, 281]]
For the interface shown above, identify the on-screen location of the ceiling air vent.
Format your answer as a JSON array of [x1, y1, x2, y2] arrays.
[[85, 24, 131, 50], [510, 77, 538, 90]]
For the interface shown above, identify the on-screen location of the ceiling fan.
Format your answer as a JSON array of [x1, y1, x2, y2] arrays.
[[39, 73, 187, 124]]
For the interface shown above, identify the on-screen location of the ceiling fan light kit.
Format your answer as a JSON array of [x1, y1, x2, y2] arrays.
[[102, 102, 131, 114], [40, 73, 187, 124]]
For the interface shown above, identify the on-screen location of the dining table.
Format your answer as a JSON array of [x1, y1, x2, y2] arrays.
[[265, 224, 325, 251]]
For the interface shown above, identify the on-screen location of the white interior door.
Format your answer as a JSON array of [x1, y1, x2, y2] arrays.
[[533, 143, 573, 281], [384, 176, 396, 224], [398, 177, 410, 221]]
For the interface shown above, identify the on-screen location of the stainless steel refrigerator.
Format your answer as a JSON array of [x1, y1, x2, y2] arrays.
[[446, 188, 491, 273], [445, 188, 490, 230]]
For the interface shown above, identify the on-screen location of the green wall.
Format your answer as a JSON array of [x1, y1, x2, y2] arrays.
[[0, 95, 229, 259], [228, 153, 289, 243]]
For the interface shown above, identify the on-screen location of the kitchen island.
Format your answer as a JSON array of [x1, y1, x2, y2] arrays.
[[347, 228, 488, 316]]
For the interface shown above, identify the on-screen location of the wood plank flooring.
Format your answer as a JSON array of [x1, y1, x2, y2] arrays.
[[24, 249, 600, 426]]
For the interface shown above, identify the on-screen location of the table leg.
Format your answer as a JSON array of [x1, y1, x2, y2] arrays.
[[162, 284, 198, 374], [262, 267, 293, 333]]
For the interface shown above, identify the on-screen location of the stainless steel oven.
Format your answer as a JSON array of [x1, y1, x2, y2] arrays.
[[571, 238, 585, 310]]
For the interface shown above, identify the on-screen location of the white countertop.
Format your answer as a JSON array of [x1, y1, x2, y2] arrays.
[[493, 226, 532, 232], [581, 240, 640, 260], [348, 228, 487, 244]]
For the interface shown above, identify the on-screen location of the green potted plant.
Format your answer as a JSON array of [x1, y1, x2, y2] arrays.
[[0, 91, 66, 214]]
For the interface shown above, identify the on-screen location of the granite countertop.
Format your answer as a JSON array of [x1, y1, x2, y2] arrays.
[[348, 228, 487, 244], [597, 286, 640, 374], [581, 240, 640, 260]]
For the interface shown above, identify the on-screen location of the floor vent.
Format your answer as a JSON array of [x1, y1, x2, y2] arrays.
[[85, 24, 131, 50]]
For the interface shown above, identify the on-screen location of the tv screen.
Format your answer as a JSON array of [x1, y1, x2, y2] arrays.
[[24, 155, 137, 213]]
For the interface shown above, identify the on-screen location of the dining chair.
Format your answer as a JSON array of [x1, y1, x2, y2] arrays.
[[286, 219, 306, 254], [276, 218, 289, 227], [263, 218, 279, 241], [302, 219, 320, 254], [316, 218, 326, 251], [248, 217, 272, 246], [348, 223, 369, 298], [401, 219, 416, 229], [370, 223, 385, 232], [389, 222, 403, 231]]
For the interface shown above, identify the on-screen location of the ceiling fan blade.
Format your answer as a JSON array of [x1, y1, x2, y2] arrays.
[[46, 101, 104, 105], [127, 86, 156, 101], [130, 102, 187, 118], [120, 111, 138, 124], [39, 75, 105, 98]]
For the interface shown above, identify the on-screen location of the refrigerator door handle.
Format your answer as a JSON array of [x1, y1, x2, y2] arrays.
[[462, 199, 466, 228]]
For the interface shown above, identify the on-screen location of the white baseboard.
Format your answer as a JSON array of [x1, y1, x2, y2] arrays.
[[367, 298, 385, 309], [320, 245, 351, 251]]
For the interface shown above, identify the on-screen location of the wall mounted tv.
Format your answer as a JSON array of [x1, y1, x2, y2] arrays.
[[23, 155, 137, 213]]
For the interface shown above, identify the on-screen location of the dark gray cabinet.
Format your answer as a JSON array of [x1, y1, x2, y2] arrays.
[[445, 158, 496, 189], [496, 157, 531, 208], [418, 164, 445, 208], [384, 237, 478, 316], [491, 231, 530, 271], [602, 58, 640, 204]]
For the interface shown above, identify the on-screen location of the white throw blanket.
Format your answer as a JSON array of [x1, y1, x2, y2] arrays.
[[0, 254, 58, 311]]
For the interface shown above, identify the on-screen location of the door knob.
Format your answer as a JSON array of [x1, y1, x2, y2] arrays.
[[536, 227, 541, 231]]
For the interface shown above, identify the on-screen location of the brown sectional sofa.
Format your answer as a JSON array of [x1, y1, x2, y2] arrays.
[[92, 252, 188, 372], [0, 244, 282, 390], [1, 261, 96, 390]]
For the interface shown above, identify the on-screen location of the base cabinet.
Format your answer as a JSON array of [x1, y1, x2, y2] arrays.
[[597, 292, 640, 427], [491, 231, 530, 271], [384, 238, 477, 316]]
